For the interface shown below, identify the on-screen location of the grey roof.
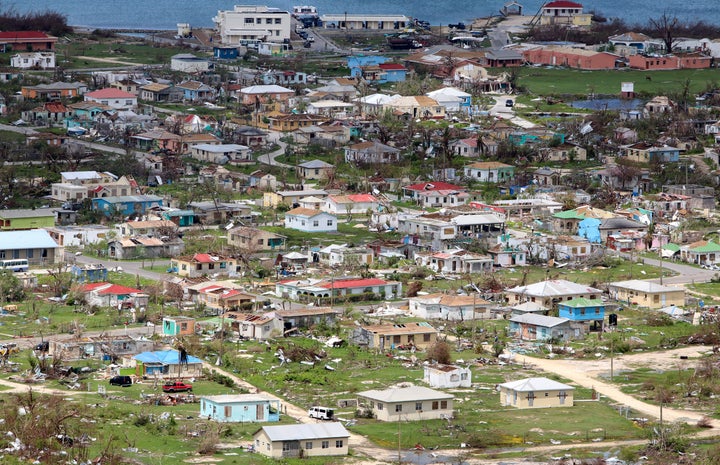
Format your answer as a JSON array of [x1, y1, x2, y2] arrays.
[[260, 423, 349, 441], [508, 313, 570, 328], [507, 279, 602, 298], [0, 229, 59, 249], [608, 280, 683, 293], [298, 159, 334, 169], [0, 208, 56, 219], [357, 385, 453, 402], [485, 49, 523, 60], [62, 170, 102, 181], [201, 394, 276, 404], [511, 301, 547, 312], [599, 217, 647, 230], [499, 377, 574, 392], [277, 189, 328, 197]]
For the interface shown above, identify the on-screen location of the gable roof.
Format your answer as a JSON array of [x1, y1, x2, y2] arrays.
[[499, 377, 574, 391], [508, 313, 570, 327], [0, 229, 59, 249], [286, 207, 331, 218], [404, 181, 464, 192], [559, 298, 605, 308], [85, 88, 136, 99], [357, 385, 453, 402], [260, 423, 350, 441], [507, 279, 602, 297]]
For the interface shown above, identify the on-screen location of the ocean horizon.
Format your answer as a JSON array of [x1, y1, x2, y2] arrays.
[[2, 0, 718, 31]]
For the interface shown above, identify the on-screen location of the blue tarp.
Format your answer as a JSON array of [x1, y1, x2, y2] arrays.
[[134, 350, 202, 365], [577, 218, 602, 243]]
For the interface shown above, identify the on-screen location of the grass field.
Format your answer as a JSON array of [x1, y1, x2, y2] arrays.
[[517, 67, 720, 97]]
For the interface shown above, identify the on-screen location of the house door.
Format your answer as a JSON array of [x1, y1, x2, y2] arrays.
[[512, 391, 517, 406], [558, 391, 567, 405], [527, 392, 535, 407], [256, 404, 264, 420]]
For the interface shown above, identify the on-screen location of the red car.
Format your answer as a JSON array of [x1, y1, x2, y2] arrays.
[[162, 381, 193, 393]]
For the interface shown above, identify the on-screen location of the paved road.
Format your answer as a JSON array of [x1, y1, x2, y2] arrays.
[[73, 253, 171, 282], [642, 255, 715, 286], [257, 138, 291, 168]]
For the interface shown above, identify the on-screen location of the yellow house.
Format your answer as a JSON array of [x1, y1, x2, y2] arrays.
[[607, 280, 685, 309], [253, 423, 350, 458], [499, 377, 574, 409], [351, 322, 438, 350]]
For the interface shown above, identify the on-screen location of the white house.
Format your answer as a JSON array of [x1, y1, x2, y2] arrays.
[[324, 194, 379, 216], [190, 143, 252, 165], [11, 51, 55, 69], [284, 207, 337, 232], [408, 293, 492, 320], [253, 423, 350, 458], [84, 88, 137, 110], [356, 385, 454, 422], [213, 5, 291, 45], [423, 364, 472, 388], [426, 87, 471, 113]]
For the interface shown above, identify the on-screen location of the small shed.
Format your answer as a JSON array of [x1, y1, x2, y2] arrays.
[[499, 377, 574, 409], [423, 364, 471, 388], [162, 316, 196, 336], [201, 394, 281, 422]]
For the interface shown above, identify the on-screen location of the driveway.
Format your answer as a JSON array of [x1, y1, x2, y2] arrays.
[[257, 138, 291, 168]]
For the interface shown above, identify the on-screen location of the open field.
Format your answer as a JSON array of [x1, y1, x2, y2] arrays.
[[517, 67, 720, 97]]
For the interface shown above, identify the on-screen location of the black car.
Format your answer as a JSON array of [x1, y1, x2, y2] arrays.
[[34, 341, 49, 352], [109, 375, 132, 387]]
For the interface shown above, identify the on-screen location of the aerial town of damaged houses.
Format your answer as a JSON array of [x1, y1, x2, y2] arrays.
[[2, 0, 720, 457]]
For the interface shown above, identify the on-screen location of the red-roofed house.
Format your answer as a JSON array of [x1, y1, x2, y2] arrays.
[[402, 182, 466, 202], [0, 31, 57, 52], [170, 253, 240, 278], [21, 102, 70, 124], [276, 277, 402, 302], [80, 282, 148, 308], [360, 63, 407, 83], [324, 194, 379, 215], [539, 1, 591, 26], [84, 88, 137, 110]]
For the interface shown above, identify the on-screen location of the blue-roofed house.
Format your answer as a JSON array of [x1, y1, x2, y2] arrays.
[[133, 349, 203, 379], [558, 298, 606, 331], [92, 195, 163, 217], [508, 313, 578, 341], [253, 423, 350, 458], [0, 229, 62, 265], [201, 394, 281, 422], [347, 55, 387, 77]]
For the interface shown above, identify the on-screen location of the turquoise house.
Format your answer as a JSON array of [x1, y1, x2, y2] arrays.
[[92, 195, 163, 217], [200, 394, 281, 422], [162, 210, 196, 227], [558, 298, 605, 330]]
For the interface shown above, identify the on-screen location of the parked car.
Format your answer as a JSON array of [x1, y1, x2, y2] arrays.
[[162, 381, 193, 393], [34, 341, 50, 352], [505, 99, 514, 107], [308, 406, 334, 420], [109, 375, 132, 387]]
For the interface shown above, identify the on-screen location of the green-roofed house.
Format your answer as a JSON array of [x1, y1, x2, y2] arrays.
[[552, 205, 615, 234], [558, 298, 606, 331], [680, 240, 720, 266], [661, 243, 680, 258]]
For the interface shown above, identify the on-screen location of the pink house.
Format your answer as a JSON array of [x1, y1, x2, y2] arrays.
[[523, 46, 618, 70], [84, 88, 137, 110]]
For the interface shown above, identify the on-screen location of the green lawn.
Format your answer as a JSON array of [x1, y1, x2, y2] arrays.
[[517, 67, 720, 97]]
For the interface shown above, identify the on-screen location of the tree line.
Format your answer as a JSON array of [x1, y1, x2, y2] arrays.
[[0, 6, 71, 36]]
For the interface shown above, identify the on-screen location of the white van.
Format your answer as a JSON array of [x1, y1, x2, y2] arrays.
[[308, 406, 334, 420]]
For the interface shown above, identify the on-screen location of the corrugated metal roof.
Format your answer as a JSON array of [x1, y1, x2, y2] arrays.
[[134, 349, 202, 364], [499, 377, 574, 392], [0, 229, 59, 249], [261, 423, 349, 441], [357, 385, 453, 403]]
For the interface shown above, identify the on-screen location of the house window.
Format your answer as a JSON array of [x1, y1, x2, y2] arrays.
[[266, 18, 272, 24], [321, 441, 329, 449], [423, 333, 431, 342], [282, 442, 292, 451], [224, 406, 232, 417], [327, 220, 333, 226], [208, 263, 215, 270], [377, 403, 383, 410], [275, 18, 282, 24], [0, 252, 4, 259], [313, 220, 319, 227], [305, 442, 313, 449], [336, 440, 344, 448], [431, 401, 438, 410], [415, 402, 422, 411], [461, 372, 468, 380], [653, 295, 660, 303], [395, 404, 402, 412], [27, 249, 33, 259], [125, 100, 133, 105], [440, 401, 448, 409], [245, 18, 254, 23]]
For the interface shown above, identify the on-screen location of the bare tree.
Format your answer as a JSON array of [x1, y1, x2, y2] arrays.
[[649, 12, 680, 53]]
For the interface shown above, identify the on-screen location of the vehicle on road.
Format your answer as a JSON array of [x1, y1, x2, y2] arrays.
[[162, 381, 193, 393], [505, 99, 514, 107], [308, 406, 334, 420]]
